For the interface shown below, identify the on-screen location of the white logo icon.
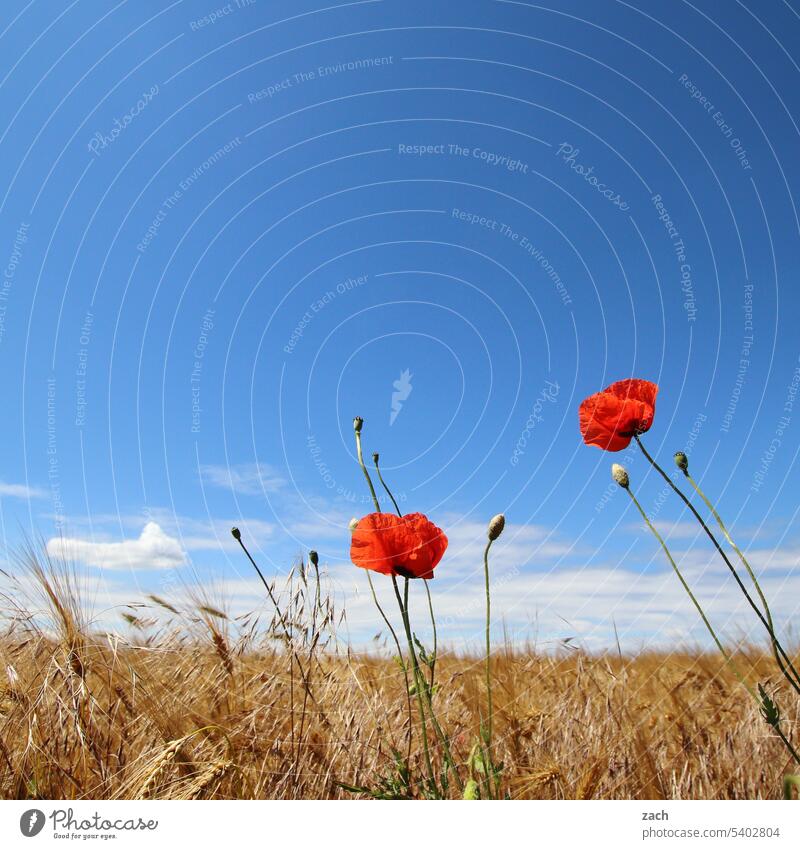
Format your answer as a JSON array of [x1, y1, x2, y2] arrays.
[[20, 809, 45, 837], [390, 369, 413, 425]]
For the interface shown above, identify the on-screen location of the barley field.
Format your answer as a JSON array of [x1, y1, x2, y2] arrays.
[[0, 549, 795, 801]]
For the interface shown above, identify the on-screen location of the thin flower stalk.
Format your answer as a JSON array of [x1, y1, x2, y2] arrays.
[[230, 528, 323, 718], [635, 436, 800, 692], [373, 452, 438, 696], [391, 574, 437, 795], [373, 452, 401, 517], [621, 476, 800, 766], [367, 569, 413, 762], [675, 454, 800, 694], [482, 514, 505, 798], [354, 419, 436, 793]]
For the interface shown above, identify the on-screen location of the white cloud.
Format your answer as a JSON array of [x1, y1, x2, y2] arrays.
[[631, 520, 705, 540], [199, 463, 285, 496], [46, 522, 185, 570], [434, 517, 576, 580], [0, 481, 46, 499]]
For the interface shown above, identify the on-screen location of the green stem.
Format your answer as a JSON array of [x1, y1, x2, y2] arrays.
[[402, 577, 463, 792], [684, 469, 800, 694], [483, 539, 494, 753], [355, 430, 380, 513], [635, 436, 800, 687], [312, 560, 322, 615], [482, 538, 500, 798], [775, 728, 800, 767], [393, 576, 437, 795], [367, 571, 413, 762], [423, 579, 437, 693], [625, 487, 752, 693], [784, 774, 800, 799], [626, 485, 800, 765], [353, 426, 415, 765], [374, 455, 402, 517]]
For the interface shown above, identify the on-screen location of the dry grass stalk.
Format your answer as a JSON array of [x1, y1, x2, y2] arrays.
[[0, 548, 797, 800]]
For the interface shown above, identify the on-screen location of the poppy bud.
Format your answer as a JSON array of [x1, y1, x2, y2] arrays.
[[674, 451, 689, 473], [487, 513, 505, 541], [372, 452, 379, 463], [231, 527, 241, 541], [348, 517, 359, 532], [308, 550, 318, 567], [353, 416, 363, 433], [611, 464, 629, 489]]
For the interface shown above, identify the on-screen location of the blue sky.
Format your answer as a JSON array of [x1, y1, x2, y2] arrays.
[[1, 0, 800, 651]]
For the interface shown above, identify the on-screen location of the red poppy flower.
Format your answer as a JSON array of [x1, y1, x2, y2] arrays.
[[579, 379, 659, 451], [350, 512, 448, 580]]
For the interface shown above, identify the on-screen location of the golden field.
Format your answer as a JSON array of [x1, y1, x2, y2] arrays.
[[0, 552, 796, 800]]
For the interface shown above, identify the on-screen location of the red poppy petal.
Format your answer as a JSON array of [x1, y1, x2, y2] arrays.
[[579, 393, 633, 451], [579, 379, 658, 451], [350, 512, 447, 578], [607, 379, 659, 409]]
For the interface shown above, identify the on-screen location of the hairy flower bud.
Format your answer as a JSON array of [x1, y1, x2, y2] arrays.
[[674, 451, 689, 473], [488, 513, 505, 541], [308, 550, 319, 567], [353, 416, 363, 433], [611, 463, 629, 489], [372, 452, 379, 464], [348, 517, 359, 532], [230, 527, 241, 541]]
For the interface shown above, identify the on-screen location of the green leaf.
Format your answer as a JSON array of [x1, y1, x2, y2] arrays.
[[759, 683, 781, 727]]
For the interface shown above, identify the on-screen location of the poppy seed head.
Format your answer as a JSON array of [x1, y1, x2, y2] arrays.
[[611, 464, 629, 489], [308, 550, 319, 567], [353, 416, 363, 433], [231, 527, 241, 541], [372, 452, 379, 463], [488, 513, 506, 541]]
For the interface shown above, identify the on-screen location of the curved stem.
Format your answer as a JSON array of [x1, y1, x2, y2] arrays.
[[684, 470, 800, 693], [635, 436, 800, 690], [355, 430, 380, 513], [626, 485, 800, 765], [374, 456, 402, 517], [626, 487, 748, 689], [234, 535, 323, 717]]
